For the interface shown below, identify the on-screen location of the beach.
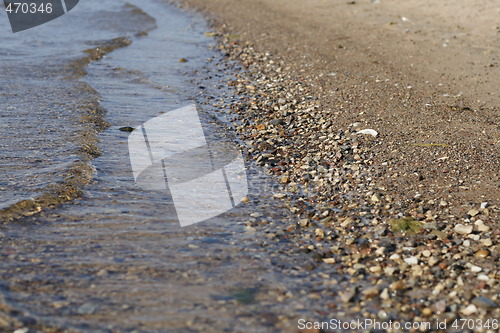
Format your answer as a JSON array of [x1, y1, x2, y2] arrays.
[[0, 0, 498, 331], [178, 0, 499, 329]]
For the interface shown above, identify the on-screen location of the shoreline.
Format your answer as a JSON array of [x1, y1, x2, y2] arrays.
[[178, 0, 499, 326]]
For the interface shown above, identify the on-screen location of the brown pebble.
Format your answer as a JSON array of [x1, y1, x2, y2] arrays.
[[422, 308, 433, 317], [390, 280, 406, 291], [475, 250, 489, 258]]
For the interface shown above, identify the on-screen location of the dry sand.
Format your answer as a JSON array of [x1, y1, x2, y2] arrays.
[[175, 0, 499, 329], [180, 0, 499, 216]]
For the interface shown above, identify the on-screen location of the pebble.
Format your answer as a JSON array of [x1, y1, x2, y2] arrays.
[[432, 300, 446, 313], [339, 289, 356, 303], [460, 304, 478, 315], [467, 264, 482, 273], [480, 202, 488, 209], [77, 303, 97, 315], [422, 308, 432, 317], [362, 287, 379, 298], [428, 257, 438, 266], [471, 296, 499, 309], [474, 220, 490, 232], [467, 208, 480, 217], [481, 238, 492, 246], [298, 219, 309, 227], [390, 281, 406, 291], [384, 266, 396, 276], [389, 253, 400, 260], [404, 256, 419, 265], [380, 288, 390, 300], [356, 129, 378, 137], [454, 224, 473, 235], [468, 234, 480, 241], [474, 250, 489, 258], [477, 274, 489, 281]]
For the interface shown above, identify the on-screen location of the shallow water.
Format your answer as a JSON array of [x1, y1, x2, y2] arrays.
[[0, 0, 336, 331]]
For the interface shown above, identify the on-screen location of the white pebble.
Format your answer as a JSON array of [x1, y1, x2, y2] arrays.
[[477, 274, 489, 281], [389, 253, 400, 260], [356, 129, 378, 137], [474, 220, 490, 232], [468, 264, 482, 273], [454, 224, 473, 235], [404, 256, 419, 265], [460, 304, 478, 316]]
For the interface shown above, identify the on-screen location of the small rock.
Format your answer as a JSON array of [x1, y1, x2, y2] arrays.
[[472, 296, 499, 309], [481, 238, 493, 246], [468, 264, 482, 273], [323, 258, 336, 264], [404, 256, 419, 265], [468, 234, 480, 241], [384, 266, 396, 276], [475, 250, 489, 258], [474, 220, 490, 232], [380, 288, 390, 300], [371, 193, 381, 202], [362, 287, 379, 298], [460, 304, 478, 316], [454, 224, 473, 235], [477, 274, 489, 281], [298, 219, 309, 227], [389, 253, 400, 260], [356, 129, 378, 137], [422, 308, 432, 317], [339, 289, 357, 303], [480, 202, 488, 209], [179, 58, 188, 63], [390, 281, 406, 291], [428, 257, 438, 266], [467, 209, 480, 217], [77, 303, 97, 315], [118, 126, 134, 132], [432, 300, 446, 313]]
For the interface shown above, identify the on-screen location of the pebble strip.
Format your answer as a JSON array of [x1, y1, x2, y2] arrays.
[[199, 31, 499, 328]]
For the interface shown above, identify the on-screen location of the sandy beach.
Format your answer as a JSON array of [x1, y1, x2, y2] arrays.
[[177, 0, 500, 329], [0, 0, 498, 331]]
